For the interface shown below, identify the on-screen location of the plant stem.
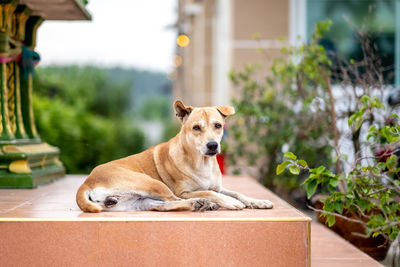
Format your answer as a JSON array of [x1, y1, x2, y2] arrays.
[[352, 128, 361, 159], [368, 221, 400, 234], [307, 205, 367, 226], [365, 187, 390, 197], [325, 76, 345, 193]]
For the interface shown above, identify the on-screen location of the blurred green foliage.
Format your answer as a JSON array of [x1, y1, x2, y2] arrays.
[[34, 66, 132, 117], [32, 65, 173, 173]]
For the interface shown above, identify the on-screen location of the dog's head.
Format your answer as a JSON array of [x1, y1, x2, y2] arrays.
[[174, 100, 235, 157]]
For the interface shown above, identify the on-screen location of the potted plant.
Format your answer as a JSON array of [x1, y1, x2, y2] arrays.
[[277, 104, 400, 260], [272, 20, 400, 261]]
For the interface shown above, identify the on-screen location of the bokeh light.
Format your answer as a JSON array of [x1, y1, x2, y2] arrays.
[[173, 55, 183, 67], [177, 34, 190, 47]]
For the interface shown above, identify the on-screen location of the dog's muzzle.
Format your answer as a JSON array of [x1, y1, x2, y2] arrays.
[[205, 141, 219, 156]]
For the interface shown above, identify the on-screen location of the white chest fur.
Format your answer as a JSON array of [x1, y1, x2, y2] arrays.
[[190, 159, 221, 191]]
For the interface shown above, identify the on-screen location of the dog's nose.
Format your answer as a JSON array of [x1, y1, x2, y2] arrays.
[[206, 141, 219, 151]]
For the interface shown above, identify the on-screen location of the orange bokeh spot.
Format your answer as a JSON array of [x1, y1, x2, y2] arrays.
[[177, 34, 190, 47]]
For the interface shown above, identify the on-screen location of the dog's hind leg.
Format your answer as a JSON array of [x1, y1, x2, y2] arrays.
[[149, 198, 219, 211], [132, 177, 219, 211], [92, 171, 218, 212], [103, 192, 219, 212]]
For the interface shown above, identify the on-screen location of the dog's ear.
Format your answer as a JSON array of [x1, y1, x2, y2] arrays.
[[216, 105, 235, 118], [174, 100, 193, 123]]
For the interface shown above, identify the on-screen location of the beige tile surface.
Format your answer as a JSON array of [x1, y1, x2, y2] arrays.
[[0, 175, 308, 221], [311, 222, 382, 266]]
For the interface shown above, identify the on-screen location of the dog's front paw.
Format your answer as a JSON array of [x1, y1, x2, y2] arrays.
[[242, 198, 274, 209], [191, 198, 220, 212], [220, 198, 246, 210]]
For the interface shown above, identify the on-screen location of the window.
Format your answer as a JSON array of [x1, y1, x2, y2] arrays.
[[306, 0, 399, 85]]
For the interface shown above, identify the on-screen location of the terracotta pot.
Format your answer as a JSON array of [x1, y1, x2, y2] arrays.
[[314, 200, 389, 261]]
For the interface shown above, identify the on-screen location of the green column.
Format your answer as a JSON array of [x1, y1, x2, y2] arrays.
[[10, 62, 27, 139], [20, 15, 42, 140], [0, 62, 14, 140], [20, 71, 38, 139]]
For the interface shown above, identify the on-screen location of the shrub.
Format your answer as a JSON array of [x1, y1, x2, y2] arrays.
[[33, 66, 147, 173]]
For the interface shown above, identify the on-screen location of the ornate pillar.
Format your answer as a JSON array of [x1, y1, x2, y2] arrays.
[[0, 0, 64, 188]]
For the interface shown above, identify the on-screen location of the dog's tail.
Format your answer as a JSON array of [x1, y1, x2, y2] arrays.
[[76, 183, 102, 213]]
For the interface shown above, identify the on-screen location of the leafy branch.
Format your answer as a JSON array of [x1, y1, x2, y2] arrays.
[[277, 116, 400, 242]]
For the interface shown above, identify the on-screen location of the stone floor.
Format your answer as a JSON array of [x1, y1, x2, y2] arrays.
[[0, 175, 382, 266]]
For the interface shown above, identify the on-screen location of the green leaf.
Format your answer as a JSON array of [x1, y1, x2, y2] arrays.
[[371, 214, 385, 224], [289, 165, 300, 175], [315, 165, 326, 174], [334, 201, 344, 213], [368, 125, 376, 132], [328, 184, 336, 193], [354, 117, 363, 131], [326, 214, 336, 227], [371, 97, 385, 109], [386, 155, 397, 170], [276, 161, 290, 175], [298, 160, 308, 167], [360, 95, 370, 104], [306, 179, 318, 199], [372, 232, 380, 238], [371, 167, 380, 176], [357, 199, 369, 212], [389, 230, 399, 240], [377, 162, 386, 170], [324, 202, 334, 212], [348, 111, 363, 130], [283, 152, 297, 160], [329, 179, 339, 187], [301, 174, 314, 185]]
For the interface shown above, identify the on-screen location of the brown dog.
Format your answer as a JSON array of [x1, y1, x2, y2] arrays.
[[76, 100, 273, 212]]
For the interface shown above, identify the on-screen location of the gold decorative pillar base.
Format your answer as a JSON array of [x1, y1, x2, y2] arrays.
[[0, 142, 65, 188], [0, 1, 65, 188]]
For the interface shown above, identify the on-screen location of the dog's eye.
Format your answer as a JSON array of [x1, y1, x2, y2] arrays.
[[193, 125, 201, 131], [215, 123, 222, 129]]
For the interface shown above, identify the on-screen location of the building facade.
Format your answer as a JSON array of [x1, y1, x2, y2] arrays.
[[173, 0, 400, 107], [174, 0, 292, 107]]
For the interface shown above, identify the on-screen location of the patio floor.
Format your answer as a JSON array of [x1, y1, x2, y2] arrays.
[[0, 175, 382, 266]]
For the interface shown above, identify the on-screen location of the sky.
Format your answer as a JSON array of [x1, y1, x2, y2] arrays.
[[36, 0, 177, 72]]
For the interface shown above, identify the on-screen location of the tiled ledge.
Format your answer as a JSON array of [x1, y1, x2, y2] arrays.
[[0, 175, 381, 266], [0, 175, 309, 221], [311, 222, 382, 267]]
